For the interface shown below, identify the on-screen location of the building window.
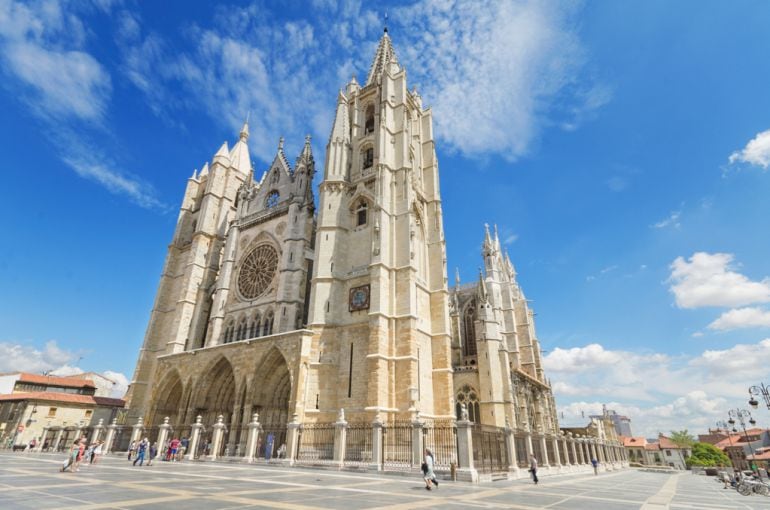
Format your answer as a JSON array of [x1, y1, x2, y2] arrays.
[[462, 305, 477, 357], [47, 407, 57, 418], [85, 410, 93, 419], [666, 450, 671, 456], [455, 385, 480, 423], [355, 200, 368, 227], [266, 191, 279, 208], [364, 105, 374, 135], [362, 147, 373, 170]]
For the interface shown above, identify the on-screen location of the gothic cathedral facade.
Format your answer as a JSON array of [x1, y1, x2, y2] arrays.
[[126, 31, 559, 449]]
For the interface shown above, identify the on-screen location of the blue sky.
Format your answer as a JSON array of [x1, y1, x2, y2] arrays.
[[2, 0, 770, 436]]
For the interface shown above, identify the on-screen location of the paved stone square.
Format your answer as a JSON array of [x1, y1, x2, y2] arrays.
[[2, 452, 769, 509]]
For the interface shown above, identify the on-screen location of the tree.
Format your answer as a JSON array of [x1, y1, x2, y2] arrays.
[[669, 429, 695, 448], [686, 442, 731, 467]]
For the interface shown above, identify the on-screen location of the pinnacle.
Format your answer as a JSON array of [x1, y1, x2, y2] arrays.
[[366, 30, 399, 86]]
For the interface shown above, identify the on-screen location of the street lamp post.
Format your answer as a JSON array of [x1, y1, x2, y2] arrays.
[[727, 409, 757, 471], [716, 420, 735, 468], [748, 383, 770, 410]]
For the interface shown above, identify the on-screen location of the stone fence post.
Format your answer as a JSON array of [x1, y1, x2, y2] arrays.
[[129, 417, 144, 447], [186, 415, 203, 461], [52, 428, 64, 452], [411, 413, 423, 468], [209, 415, 226, 460], [156, 417, 172, 460], [455, 405, 478, 482], [90, 419, 104, 444], [103, 419, 118, 453], [504, 420, 519, 477], [285, 414, 301, 465], [369, 417, 383, 471], [243, 413, 262, 463], [333, 409, 348, 467], [37, 427, 48, 452]]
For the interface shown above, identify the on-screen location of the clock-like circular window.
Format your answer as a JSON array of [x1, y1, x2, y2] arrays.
[[237, 244, 278, 300]]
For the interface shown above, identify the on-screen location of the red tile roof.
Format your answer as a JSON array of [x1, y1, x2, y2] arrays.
[[17, 373, 96, 389], [658, 435, 690, 449], [621, 436, 647, 447], [645, 443, 660, 451], [0, 391, 124, 407]]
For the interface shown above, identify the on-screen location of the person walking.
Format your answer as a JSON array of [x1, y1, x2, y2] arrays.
[[128, 440, 136, 461], [60, 441, 79, 472], [133, 438, 149, 467], [147, 442, 158, 466], [591, 458, 598, 475], [91, 440, 103, 464], [422, 448, 438, 490], [529, 454, 539, 484]]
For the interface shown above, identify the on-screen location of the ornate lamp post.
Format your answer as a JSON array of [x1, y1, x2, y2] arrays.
[[748, 383, 770, 410], [727, 409, 757, 470]]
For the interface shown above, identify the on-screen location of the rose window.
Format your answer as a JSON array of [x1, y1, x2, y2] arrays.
[[237, 244, 278, 299]]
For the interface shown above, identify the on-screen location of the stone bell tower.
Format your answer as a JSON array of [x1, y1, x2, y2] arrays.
[[304, 29, 453, 422]]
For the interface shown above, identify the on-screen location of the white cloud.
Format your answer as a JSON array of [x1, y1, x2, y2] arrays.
[[103, 370, 129, 398], [0, 0, 111, 122], [547, 340, 766, 437], [729, 129, 770, 169], [708, 307, 770, 331], [668, 252, 770, 309], [397, 0, 603, 160], [0, 340, 75, 373], [651, 209, 681, 229], [117, 0, 602, 164]]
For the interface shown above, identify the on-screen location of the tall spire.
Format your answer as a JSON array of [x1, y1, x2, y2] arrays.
[[477, 268, 489, 304], [230, 122, 251, 174], [366, 29, 399, 86]]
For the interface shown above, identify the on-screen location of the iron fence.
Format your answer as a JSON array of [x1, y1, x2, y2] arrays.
[[531, 434, 544, 465], [296, 423, 334, 463], [257, 423, 287, 460], [514, 433, 528, 467], [423, 420, 456, 470], [471, 424, 508, 475], [545, 436, 556, 465], [383, 421, 412, 471], [343, 422, 373, 466]]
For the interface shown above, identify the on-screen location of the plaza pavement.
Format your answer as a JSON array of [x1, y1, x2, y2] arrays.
[[1, 452, 769, 510]]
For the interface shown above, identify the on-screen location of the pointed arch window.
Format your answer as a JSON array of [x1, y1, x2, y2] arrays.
[[462, 305, 477, 357], [272, 170, 280, 184], [455, 385, 480, 423], [362, 147, 374, 170], [355, 199, 368, 227], [364, 105, 375, 135], [266, 191, 279, 208]]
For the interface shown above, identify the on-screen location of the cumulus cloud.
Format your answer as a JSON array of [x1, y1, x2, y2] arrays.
[[103, 370, 130, 398], [547, 340, 766, 436], [708, 307, 770, 331], [0, 0, 163, 209], [0, 340, 75, 373], [729, 129, 770, 169], [668, 252, 770, 309], [118, 0, 602, 164]]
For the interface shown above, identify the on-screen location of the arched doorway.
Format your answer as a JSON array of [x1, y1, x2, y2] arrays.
[[194, 357, 237, 427], [149, 370, 184, 427], [250, 348, 292, 459]]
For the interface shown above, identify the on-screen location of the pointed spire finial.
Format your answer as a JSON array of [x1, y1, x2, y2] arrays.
[[384, 11, 389, 33], [278, 136, 284, 151], [455, 267, 461, 288], [477, 267, 488, 303]]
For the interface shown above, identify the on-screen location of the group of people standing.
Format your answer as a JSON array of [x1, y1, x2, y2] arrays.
[[60, 437, 104, 472], [127, 436, 189, 466]]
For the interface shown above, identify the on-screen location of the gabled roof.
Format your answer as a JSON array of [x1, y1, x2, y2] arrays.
[[0, 391, 124, 407], [621, 436, 647, 448], [658, 435, 691, 450], [16, 373, 95, 389]]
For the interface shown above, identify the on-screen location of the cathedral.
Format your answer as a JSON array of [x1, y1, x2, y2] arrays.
[[124, 30, 625, 477]]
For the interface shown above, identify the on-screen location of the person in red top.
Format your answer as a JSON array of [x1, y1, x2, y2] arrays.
[[168, 437, 181, 462]]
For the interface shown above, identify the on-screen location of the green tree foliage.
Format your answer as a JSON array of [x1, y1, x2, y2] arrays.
[[669, 429, 696, 447], [686, 442, 731, 467]]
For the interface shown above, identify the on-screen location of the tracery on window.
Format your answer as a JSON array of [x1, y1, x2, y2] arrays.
[[266, 191, 280, 208], [462, 304, 477, 357], [455, 384, 480, 422]]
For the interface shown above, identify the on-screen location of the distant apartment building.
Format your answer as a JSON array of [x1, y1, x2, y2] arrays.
[[591, 408, 632, 437]]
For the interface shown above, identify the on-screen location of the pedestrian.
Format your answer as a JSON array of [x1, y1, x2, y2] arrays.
[[591, 458, 598, 475], [128, 440, 136, 461], [147, 442, 158, 466], [179, 436, 189, 461], [60, 441, 79, 472], [422, 448, 438, 490], [168, 437, 180, 461], [92, 440, 103, 464], [133, 437, 149, 466], [529, 454, 539, 484]]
